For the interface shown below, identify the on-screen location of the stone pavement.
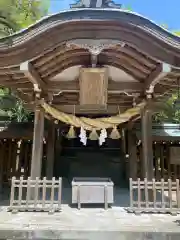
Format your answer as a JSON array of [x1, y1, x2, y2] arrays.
[[0, 205, 180, 239]]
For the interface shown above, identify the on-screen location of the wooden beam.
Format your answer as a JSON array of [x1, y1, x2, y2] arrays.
[[154, 84, 178, 93], [53, 98, 132, 106], [11, 88, 33, 103], [46, 81, 143, 92], [109, 82, 143, 92], [54, 105, 128, 114], [145, 63, 171, 93], [0, 78, 144, 93], [20, 61, 46, 90], [0, 66, 20, 74], [0, 81, 32, 88]]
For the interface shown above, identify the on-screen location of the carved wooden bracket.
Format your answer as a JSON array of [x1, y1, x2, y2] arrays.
[[66, 39, 125, 67], [145, 62, 171, 94], [20, 61, 46, 91]]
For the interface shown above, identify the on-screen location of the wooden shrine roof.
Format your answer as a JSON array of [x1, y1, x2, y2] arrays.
[[0, 9, 180, 114]]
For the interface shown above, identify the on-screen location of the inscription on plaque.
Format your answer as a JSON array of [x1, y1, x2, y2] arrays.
[[79, 67, 108, 107]]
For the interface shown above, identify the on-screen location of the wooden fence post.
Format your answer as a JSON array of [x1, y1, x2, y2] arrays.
[[128, 178, 180, 214], [8, 177, 62, 213]]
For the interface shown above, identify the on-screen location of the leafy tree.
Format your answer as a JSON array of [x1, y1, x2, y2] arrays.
[[8, 99, 33, 122], [152, 30, 180, 123], [121, 4, 132, 11], [0, 0, 49, 122], [174, 31, 180, 36], [0, 14, 16, 37], [153, 94, 180, 123], [0, 0, 49, 37]]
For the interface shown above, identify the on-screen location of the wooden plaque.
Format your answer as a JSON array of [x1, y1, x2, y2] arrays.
[[79, 68, 108, 107]]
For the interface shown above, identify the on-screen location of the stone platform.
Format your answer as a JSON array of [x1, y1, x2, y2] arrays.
[[0, 185, 180, 239], [0, 205, 179, 239]]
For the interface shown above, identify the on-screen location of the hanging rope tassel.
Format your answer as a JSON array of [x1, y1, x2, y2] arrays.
[[66, 125, 76, 139], [89, 128, 99, 140], [110, 126, 121, 139]]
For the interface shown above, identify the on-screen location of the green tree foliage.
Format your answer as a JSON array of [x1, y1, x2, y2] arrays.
[[0, 89, 33, 122], [174, 31, 180, 36], [153, 94, 180, 124], [0, 0, 49, 122], [0, 0, 49, 37], [121, 4, 132, 11], [152, 30, 180, 123], [8, 99, 33, 122]]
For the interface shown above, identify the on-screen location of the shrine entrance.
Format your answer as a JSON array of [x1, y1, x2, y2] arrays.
[[54, 136, 128, 188], [51, 132, 130, 207]]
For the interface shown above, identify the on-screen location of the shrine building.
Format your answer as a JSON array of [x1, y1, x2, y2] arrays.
[[0, 0, 180, 205]]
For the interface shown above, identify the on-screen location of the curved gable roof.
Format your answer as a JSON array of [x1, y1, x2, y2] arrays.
[[0, 9, 180, 67], [1, 9, 180, 45]]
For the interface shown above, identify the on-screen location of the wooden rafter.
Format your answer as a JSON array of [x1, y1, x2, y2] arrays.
[[20, 61, 46, 90], [11, 88, 33, 103], [38, 49, 89, 73], [99, 56, 147, 80], [101, 51, 151, 74], [41, 57, 90, 80], [36, 48, 151, 80], [38, 52, 148, 81], [145, 62, 171, 93]]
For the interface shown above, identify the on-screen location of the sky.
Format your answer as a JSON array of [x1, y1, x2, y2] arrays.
[[49, 0, 180, 30]]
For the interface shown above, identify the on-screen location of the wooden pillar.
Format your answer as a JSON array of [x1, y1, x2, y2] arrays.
[[141, 108, 154, 179], [46, 123, 55, 180], [0, 141, 3, 192], [128, 130, 138, 180], [30, 108, 44, 179], [121, 128, 127, 155]]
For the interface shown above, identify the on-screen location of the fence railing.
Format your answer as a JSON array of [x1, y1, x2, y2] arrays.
[[128, 178, 180, 215], [8, 176, 62, 213]]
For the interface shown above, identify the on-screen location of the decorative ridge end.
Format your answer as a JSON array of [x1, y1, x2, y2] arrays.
[[70, 0, 122, 9]]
